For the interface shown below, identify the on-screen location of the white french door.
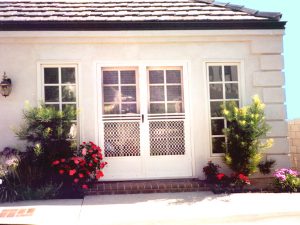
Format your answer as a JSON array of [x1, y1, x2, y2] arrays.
[[98, 64, 192, 180]]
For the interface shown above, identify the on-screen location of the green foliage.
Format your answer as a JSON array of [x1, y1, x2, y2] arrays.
[[0, 104, 78, 202], [222, 95, 273, 175], [258, 159, 276, 175], [15, 104, 77, 176], [202, 161, 220, 183]]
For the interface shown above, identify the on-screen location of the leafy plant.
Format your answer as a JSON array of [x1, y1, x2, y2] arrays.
[[273, 168, 300, 192], [203, 161, 220, 183], [258, 159, 276, 175], [0, 104, 79, 202], [222, 95, 273, 176]]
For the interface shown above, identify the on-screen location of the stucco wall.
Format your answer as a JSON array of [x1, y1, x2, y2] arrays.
[[289, 120, 300, 171], [0, 30, 289, 179]]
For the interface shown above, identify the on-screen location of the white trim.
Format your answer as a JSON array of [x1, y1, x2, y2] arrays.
[[36, 61, 81, 141], [95, 60, 194, 180], [0, 30, 285, 38], [204, 60, 244, 157]]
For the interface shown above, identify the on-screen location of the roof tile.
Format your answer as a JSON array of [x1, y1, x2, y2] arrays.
[[0, 0, 282, 22]]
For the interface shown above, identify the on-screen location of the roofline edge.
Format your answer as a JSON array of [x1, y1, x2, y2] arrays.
[[0, 20, 286, 31]]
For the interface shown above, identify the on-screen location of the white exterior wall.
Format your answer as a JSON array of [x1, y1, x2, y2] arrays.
[[0, 30, 289, 179]]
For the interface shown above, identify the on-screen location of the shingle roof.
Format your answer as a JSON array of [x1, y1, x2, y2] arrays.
[[0, 0, 286, 30]]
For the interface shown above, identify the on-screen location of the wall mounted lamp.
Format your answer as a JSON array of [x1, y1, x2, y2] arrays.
[[0, 72, 12, 97]]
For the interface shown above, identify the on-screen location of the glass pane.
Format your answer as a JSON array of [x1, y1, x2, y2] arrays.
[[61, 67, 76, 84], [103, 86, 119, 102], [211, 119, 224, 135], [167, 103, 182, 113], [149, 70, 164, 84], [44, 86, 59, 102], [166, 70, 181, 83], [225, 100, 240, 109], [62, 104, 77, 120], [225, 83, 239, 99], [150, 103, 165, 114], [121, 104, 137, 114], [167, 86, 182, 101], [121, 70, 136, 84], [212, 137, 225, 154], [103, 71, 118, 84], [150, 86, 165, 101], [121, 86, 136, 102], [67, 123, 77, 139], [209, 66, 222, 82], [45, 104, 59, 110], [210, 101, 223, 117], [209, 84, 223, 99], [104, 103, 120, 114], [225, 66, 238, 81], [62, 86, 76, 102], [44, 68, 58, 84]]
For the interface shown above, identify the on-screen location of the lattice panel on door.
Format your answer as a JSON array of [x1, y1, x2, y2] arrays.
[[104, 122, 140, 157], [149, 120, 185, 156]]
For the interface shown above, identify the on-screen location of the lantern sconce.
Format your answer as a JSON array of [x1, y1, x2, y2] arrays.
[[0, 72, 12, 97]]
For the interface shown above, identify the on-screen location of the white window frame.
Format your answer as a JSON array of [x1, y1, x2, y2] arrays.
[[206, 62, 243, 157], [37, 62, 80, 140]]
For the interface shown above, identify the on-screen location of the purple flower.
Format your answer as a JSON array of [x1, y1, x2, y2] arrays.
[[273, 168, 298, 182]]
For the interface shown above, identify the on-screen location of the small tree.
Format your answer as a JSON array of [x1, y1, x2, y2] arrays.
[[222, 95, 273, 176], [15, 104, 77, 182]]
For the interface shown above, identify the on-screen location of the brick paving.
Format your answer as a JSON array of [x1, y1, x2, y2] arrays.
[[0, 208, 35, 218], [86, 179, 209, 195]]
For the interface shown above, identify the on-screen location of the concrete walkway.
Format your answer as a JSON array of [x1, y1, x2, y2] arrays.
[[1, 192, 300, 225]]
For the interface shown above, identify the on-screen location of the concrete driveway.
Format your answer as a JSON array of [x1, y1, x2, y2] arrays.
[[1, 192, 300, 225]]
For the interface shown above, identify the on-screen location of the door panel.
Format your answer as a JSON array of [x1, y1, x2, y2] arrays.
[[99, 65, 192, 180]]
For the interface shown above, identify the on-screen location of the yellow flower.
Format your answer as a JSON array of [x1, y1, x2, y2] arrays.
[[223, 109, 229, 116], [239, 120, 246, 126], [253, 95, 261, 104]]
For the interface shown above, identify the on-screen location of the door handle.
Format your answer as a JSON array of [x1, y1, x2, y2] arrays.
[[141, 114, 144, 123]]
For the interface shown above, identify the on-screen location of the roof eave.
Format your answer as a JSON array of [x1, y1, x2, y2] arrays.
[[0, 20, 286, 31]]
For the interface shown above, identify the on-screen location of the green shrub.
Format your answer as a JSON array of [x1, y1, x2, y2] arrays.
[[0, 104, 78, 202], [258, 159, 276, 175], [222, 95, 273, 176]]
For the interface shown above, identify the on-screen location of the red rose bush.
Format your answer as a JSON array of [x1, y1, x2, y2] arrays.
[[52, 141, 107, 190]]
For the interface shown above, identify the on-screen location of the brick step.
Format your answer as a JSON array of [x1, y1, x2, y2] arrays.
[[85, 179, 210, 195]]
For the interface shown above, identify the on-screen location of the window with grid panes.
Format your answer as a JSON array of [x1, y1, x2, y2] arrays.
[[148, 68, 183, 114], [208, 64, 240, 154], [42, 66, 78, 139], [102, 68, 138, 115]]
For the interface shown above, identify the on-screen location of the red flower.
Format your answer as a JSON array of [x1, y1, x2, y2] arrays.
[[79, 173, 84, 178], [82, 142, 86, 145], [74, 178, 79, 183], [216, 173, 225, 180], [100, 162, 107, 169], [96, 170, 104, 179], [52, 160, 60, 166], [92, 154, 97, 158], [69, 169, 76, 176], [82, 148, 87, 156], [59, 169, 64, 175], [60, 158, 66, 163], [82, 184, 88, 189], [238, 174, 250, 184]]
